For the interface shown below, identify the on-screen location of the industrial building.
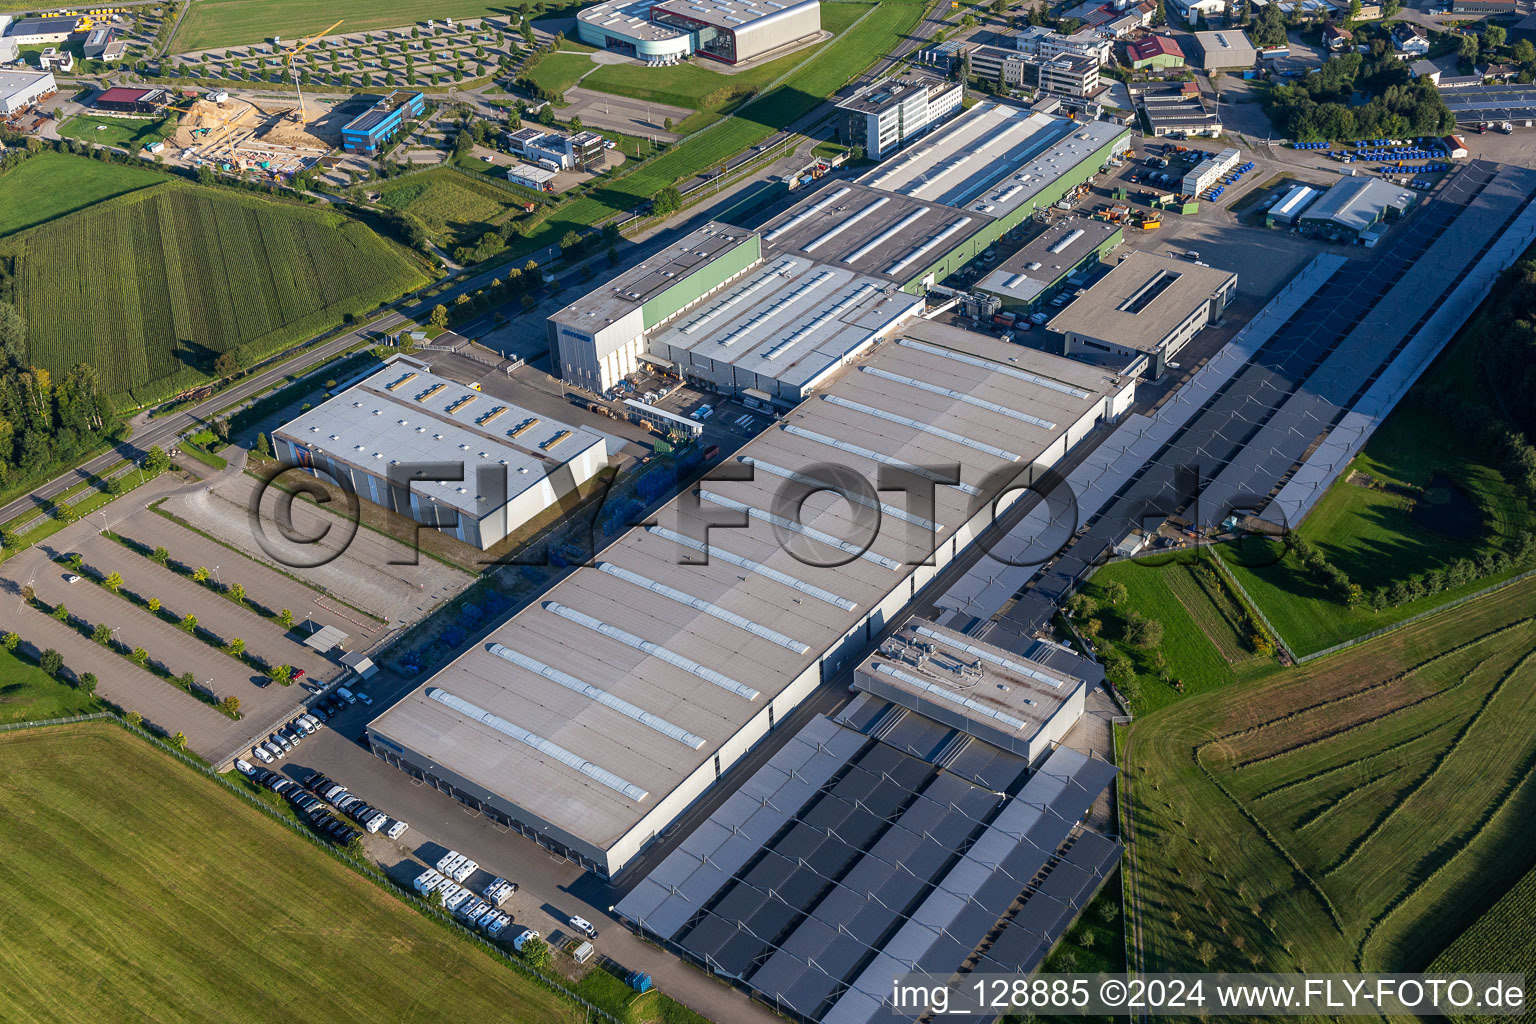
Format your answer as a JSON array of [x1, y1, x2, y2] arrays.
[[1192, 29, 1257, 70], [1298, 176, 1416, 243], [1266, 182, 1320, 227], [0, 38, 17, 64], [976, 216, 1122, 311], [1133, 83, 1222, 136], [1047, 250, 1237, 375], [1182, 146, 1240, 194], [3, 15, 79, 45], [1038, 53, 1101, 98], [835, 70, 963, 160], [858, 104, 1130, 226], [550, 103, 1130, 396], [852, 615, 1088, 762], [340, 90, 426, 154], [93, 86, 166, 114], [272, 360, 608, 551], [506, 162, 557, 191], [83, 26, 124, 60], [0, 69, 55, 114], [368, 321, 1135, 878], [507, 126, 607, 171], [576, 0, 822, 66]]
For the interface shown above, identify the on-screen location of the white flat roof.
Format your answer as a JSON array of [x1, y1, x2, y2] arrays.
[[578, 0, 685, 41], [370, 324, 1121, 854], [275, 363, 606, 519], [858, 102, 1128, 219]]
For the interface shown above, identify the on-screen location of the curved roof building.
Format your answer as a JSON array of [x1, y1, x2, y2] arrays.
[[577, 0, 820, 65]]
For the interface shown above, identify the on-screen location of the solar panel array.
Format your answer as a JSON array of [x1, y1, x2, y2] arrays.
[[616, 713, 1117, 1024]]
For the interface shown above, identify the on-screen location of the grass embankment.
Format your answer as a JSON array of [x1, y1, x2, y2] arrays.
[[0, 722, 587, 1023], [1125, 578, 1536, 976], [0, 175, 428, 406], [172, 0, 517, 51]]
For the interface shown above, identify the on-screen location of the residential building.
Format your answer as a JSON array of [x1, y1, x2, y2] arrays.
[[1322, 22, 1351, 50], [836, 70, 963, 160], [37, 47, 72, 72], [1392, 22, 1430, 56], [1047, 250, 1237, 375], [1127, 34, 1186, 68]]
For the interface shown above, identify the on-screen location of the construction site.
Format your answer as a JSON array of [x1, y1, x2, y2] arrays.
[[172, 93, 337, 179]]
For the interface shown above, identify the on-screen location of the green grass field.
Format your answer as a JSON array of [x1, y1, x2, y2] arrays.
[[1125, 577, 1536, 976], [1219, 324, 1535, 655], [0, 722, 585, 1024], [172, 0, 524, 52], [57, 114, 177, 151], [0, 176, 428, 404], [0, 153, 165, 237], [1083, 555, 1277, 714], [0, 650, 102, 725], [526, 50, 600, 97], [376, 168, 524, 245]]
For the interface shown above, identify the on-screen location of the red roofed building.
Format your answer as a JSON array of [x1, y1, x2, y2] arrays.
[[1128, 35, 1186, 69], [93, 86, 168, 114]]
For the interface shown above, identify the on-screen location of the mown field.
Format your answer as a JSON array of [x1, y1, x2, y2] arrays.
[[172, 0, 523, 52], [527, 50, 600, 97], [0, 649, 102, 725], [0, 180, 428, 404], [1430, 861, 1536, 991], [0, 153, 165, 237], [1124, 577, 1536, 976], [1082, 555, 1277, 714], [57, 114, 177, 151], [0, 722, 585, 1024], [376, 168, 524, 246]]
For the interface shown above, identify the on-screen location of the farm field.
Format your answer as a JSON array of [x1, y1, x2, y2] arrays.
[[0, 722, 585, 1024], [511, 0, 922, 258], [57, 114, 177, 151], [0, 153, 165, 237], [1124, 576, 1536, 977], [1429, 862, 1536, 987], [0, 178, 428, 404], [1082, 555, 1277, 714], [376, 168, 523, 246], [171, 0, 517, 52], [0, 649, 102, 725]]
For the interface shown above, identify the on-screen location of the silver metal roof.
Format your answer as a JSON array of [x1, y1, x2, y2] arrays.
[[1047, 250, 1236, 352], [859, 102, 1128, 219], [759, 181, 993, 285], [274, 362, 605, 518], [369, 323, 1121, 853], [976, 216, 1120, 304], [576, 0, 686, 42]]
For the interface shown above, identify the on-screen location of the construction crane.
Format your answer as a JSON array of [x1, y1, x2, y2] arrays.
[[283, 19, 343, 124]]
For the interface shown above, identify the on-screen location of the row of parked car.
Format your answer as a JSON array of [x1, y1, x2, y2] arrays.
[[413, 860, 519, 939], [250, 711, 325, 765], [235, 761, 364, 846], [304, 770, 410, 839]]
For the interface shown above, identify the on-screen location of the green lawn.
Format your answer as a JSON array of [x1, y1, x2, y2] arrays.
[[0, 170, 429, 405], [172, 0, 523, 52], [1084, 554, 1278, 714], [0, 650, 102, 725], [0, 152, 165, 237], [57, 114, 177, 151], [0, 722, 586, 1024], [1125, 578, 1536, 977], [525, 50, 600, 97]]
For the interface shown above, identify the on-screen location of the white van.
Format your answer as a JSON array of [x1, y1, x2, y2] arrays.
[[337, 687, 357, 704]]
